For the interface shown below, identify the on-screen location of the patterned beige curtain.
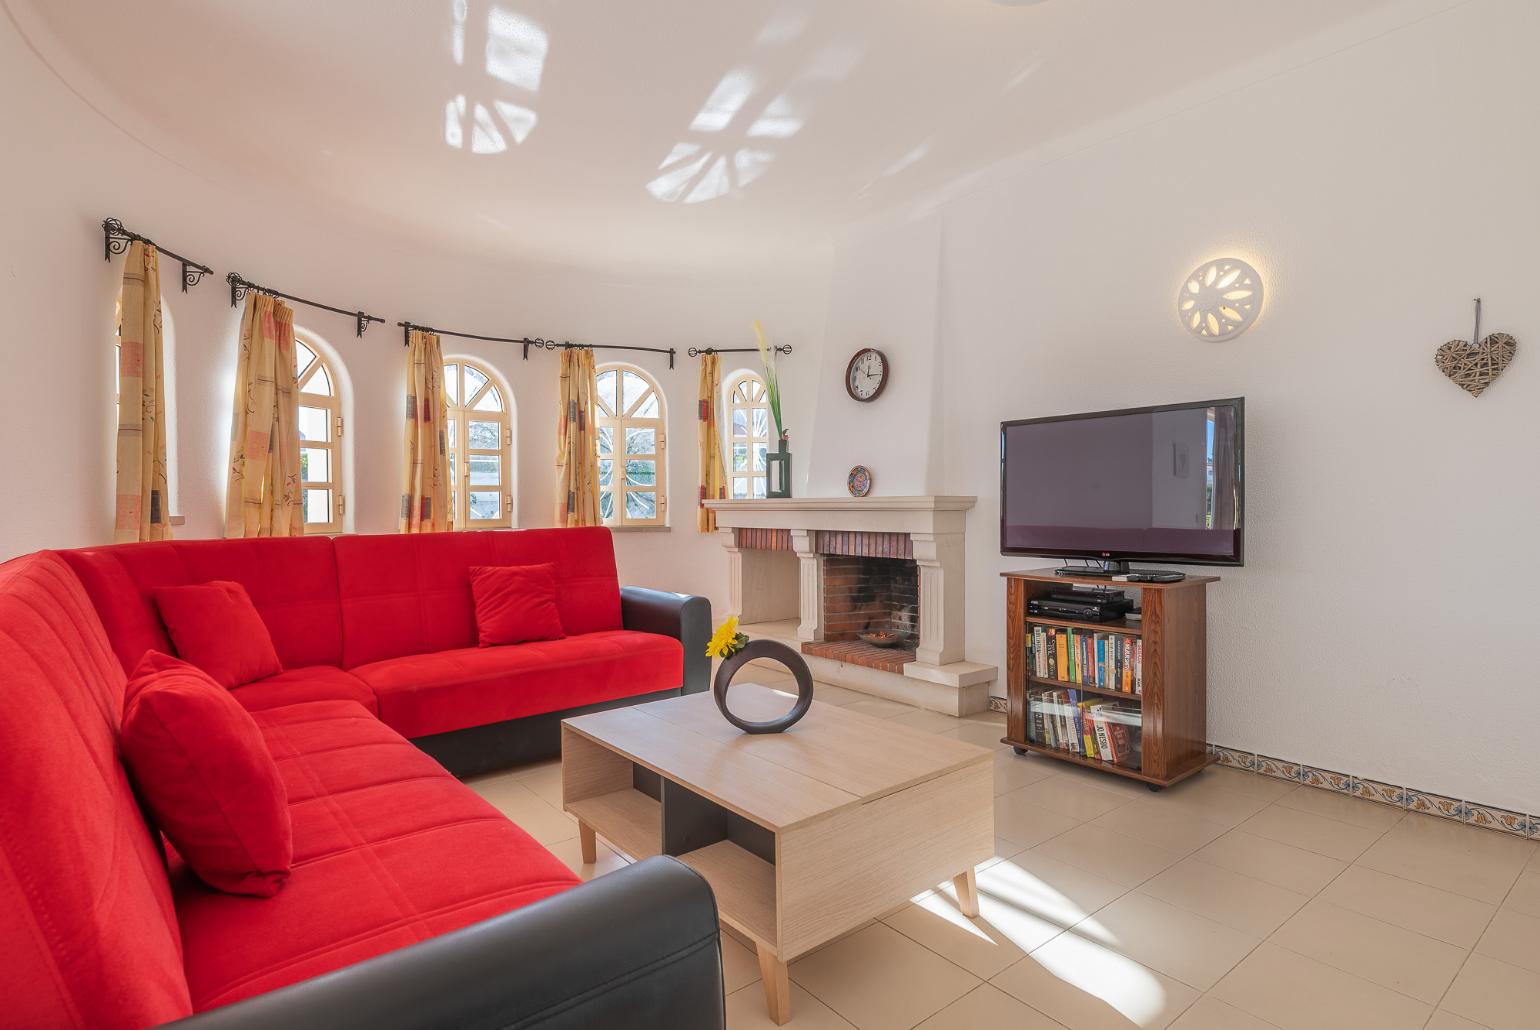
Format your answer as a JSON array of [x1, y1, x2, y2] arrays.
[[114, 242, 173, 542], [225, 294, 303, 538], [696, 353, 726, 532], [401, 329, 449, 533], [554, 346, 601, 527]]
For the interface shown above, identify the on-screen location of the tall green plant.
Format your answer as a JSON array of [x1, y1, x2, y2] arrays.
[[752, 320, 785, 441]]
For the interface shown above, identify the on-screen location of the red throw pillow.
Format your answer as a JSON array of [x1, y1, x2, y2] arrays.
[[469, 564, 567, 647], [155, 580, 282, 688], [120, 652, 292, 897]]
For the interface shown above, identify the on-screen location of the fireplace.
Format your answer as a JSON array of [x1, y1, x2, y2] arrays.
[[804, 555, 921, 672]]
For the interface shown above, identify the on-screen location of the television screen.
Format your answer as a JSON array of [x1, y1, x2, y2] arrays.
[[1000, 399, 1244, 565]]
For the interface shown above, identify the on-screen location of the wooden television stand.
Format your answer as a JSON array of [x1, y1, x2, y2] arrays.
[[1000, 568, 1218, 789]]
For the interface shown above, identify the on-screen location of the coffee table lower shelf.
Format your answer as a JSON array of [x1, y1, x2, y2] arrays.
[[1002, 737, 1217, 789]]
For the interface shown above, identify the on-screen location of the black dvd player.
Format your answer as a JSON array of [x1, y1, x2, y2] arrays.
[[1027, 596, 1134, 622]]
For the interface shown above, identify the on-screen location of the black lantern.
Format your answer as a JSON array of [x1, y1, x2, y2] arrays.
[[766, 436, 792, 498]]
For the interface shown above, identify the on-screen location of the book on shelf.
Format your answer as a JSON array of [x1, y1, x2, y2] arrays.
[[1029, 625, 1142, 694], [1026, 687, 1141, 768]]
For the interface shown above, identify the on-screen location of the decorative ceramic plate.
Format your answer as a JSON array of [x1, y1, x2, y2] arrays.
[[847, 465, 872, 497]]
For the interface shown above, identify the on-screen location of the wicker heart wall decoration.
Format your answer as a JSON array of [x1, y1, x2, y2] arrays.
[[1436, 298, 1516, 397]]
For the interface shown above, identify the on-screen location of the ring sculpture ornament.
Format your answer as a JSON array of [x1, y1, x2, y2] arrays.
[[712, 639, 815, 734]]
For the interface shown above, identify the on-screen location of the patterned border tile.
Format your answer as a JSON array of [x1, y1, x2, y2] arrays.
[[1352, 778, 1407, 808], [1404, 790, 1467, 820], [987, 696, 1007, 714], [1301, 767, 1354, 792], [1207, 742, 1537, 840], [1254, 755, 1303, 781], [1463, 803, 1536, 838]]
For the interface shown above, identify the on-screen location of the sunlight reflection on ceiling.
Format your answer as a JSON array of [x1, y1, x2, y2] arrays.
[[444, 1, 544, 153]]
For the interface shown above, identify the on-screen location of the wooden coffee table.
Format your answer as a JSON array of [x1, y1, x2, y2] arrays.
[[561, 685, 994, 1025]]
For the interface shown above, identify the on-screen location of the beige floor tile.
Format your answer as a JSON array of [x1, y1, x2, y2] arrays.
[[974, 849, 1130, 929], [1237, 805, 1383, 863], [721, 933, 762, 994], [915, 983, 1065, 1030], [1476, 907, 1540, 974], [806, 681, 873, 706], [1275, 785, 1406, 832], [508, 757, 560, 780], [937, 721, 1011, 750], [842, 698, 917, 720], [725, 981, 856, 1030], [993, 750, 1058, 795], [1191, 830, 1346, 896], [466, 777, 578, 845], [1356, 813, 1535, 904], [960, 709, 1007, 727], [1270, 898, 1467, 1004], [1003, 776, 1134, 821], [1168, 996, 1280, 1029], [1043, 763, 1158, 800], [513, 761, 564, 807], [1089, 799, 1230, 855], [995, 795, 1083, 851], [1033, 824, 1184, 888], [1503, 863, 1540, 919], [1199, 766, 1298, 802], [885, 708, 965, 734], [1440, 953, 1540, 1030], [789, 922, 980, 1030], [1210, 943, 1431, 1030], [1138, 776, 1273, 827], [1317, 866, 1495, 948], [882, 899, 1049, 980], [991, 931, 1200, 1029], [1139, 856, 1308, 936], [1071, 892, 1260, 990], [1424, 1011, 1497, 1030], [542, 835, 630, 880]]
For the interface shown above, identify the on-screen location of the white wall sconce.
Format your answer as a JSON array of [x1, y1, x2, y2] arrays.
[[1178, 258, 1264, 340]]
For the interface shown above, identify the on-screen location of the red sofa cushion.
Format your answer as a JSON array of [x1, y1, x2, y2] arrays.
[[0, 555, 192, 1029], [121, 652, 293, 898], [56, 538, 343, 673], [469, 563, 566, 647], [352, 629, 683, 739], [233, 665, 379, 716], [334, 528, 623, 668], [155, 580, 284, 687], [174, 700, 579, 1011]]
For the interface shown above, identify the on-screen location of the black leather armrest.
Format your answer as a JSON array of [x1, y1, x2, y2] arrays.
[[168, 857, 724, 1030], [621, 586, 711, 695]]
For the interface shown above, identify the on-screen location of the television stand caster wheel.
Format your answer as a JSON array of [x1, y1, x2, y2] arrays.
[[1147, 784, 1163, 793], [1013, 747, 1027, 756]]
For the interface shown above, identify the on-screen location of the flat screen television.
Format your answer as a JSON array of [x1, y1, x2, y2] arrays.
[[1000, 398, 1244, 568]]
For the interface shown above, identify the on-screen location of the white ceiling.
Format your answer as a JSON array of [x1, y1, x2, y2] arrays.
[[13, 0, 1419, 271]]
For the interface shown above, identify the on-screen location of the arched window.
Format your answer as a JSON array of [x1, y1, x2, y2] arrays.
[[725, 371, 771, 499], [595, 363, 666, 527], [295, 331, 345, 534], [444, 357, 513, 529]]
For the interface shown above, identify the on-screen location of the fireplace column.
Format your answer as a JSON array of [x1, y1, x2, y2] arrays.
[[791, 529, 824, 643], [912, 532, 965, 666]]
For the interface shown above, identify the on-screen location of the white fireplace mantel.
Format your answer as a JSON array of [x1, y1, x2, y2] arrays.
[[704, 496, 994, 715]]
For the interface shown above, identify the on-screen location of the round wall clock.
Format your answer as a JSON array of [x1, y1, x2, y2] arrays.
[[847, 465, 873, 497], [845, 347, 889, 402]]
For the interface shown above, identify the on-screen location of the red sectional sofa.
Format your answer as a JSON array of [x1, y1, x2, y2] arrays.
[[0, 530, 724, 1030]]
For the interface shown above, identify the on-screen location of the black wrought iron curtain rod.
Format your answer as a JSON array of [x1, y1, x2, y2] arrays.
[[102, 218, 214, 293], [688, 345, 793, 357], [228, 274, 385, 338], [398, 321, 680, 368]]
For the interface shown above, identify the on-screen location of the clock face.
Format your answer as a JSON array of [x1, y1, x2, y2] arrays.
[[846, 348, 888, 402]]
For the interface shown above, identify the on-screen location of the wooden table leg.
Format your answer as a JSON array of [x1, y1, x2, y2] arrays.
[[756, 943, 790, 1025], [578, 821, 597, 865], [953, 868, 979, 918]]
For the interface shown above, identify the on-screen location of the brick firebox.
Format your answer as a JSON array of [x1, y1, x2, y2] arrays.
[[803, 554, 920, 674]]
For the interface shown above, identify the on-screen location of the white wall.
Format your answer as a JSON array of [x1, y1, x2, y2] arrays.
[[812, 0, 1540, 811], [0, 14, 828, 617]]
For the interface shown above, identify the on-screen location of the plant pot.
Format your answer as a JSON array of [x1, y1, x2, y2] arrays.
[[712, 638, 814, 734]]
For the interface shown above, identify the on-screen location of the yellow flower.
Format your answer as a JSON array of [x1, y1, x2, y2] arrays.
[[707, 615, 742, 659]]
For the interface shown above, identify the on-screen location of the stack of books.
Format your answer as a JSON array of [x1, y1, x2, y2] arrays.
[[1028, 689, 1141, 768], [1029, 625, 1141, 693]]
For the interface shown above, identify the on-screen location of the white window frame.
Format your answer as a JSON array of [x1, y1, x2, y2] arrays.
[[595, 363, 667, 527], [724, 371, 772, 500], [444, 356, 514, 529], [295, 330, 345, 534]]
